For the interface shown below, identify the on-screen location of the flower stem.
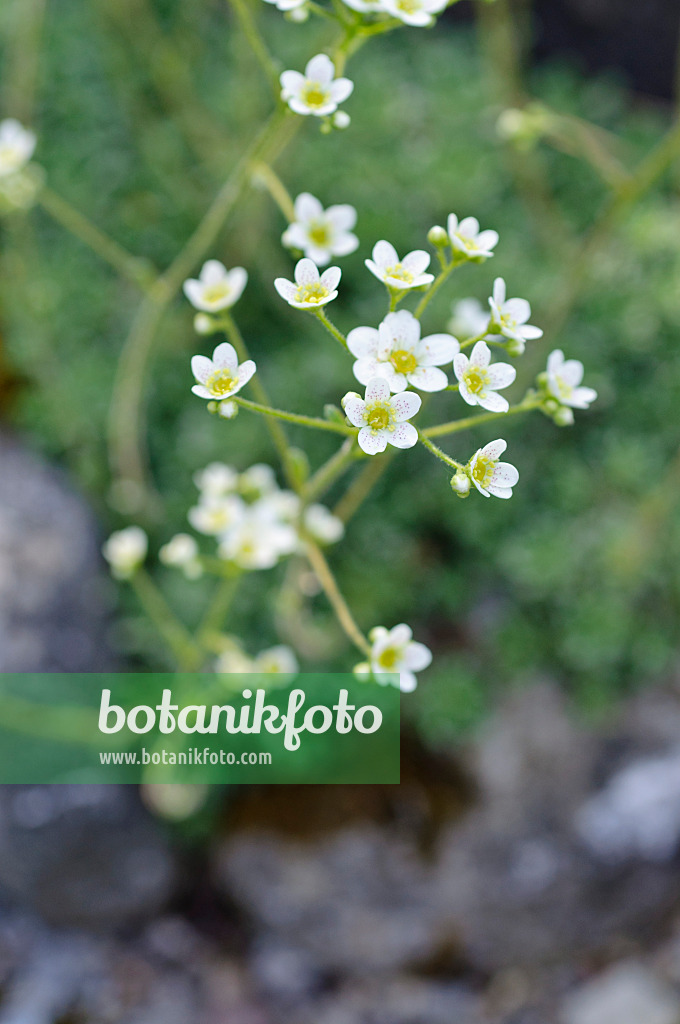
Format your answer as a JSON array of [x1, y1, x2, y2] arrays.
[[423, 396, 541, 439], [304, 438, 357, 502], [39, 187, 156, 292], [314, 308, 349, 350], [228, 0, 281, 100], [252, 161, 296, 222], [130, 570, 203, 669], [305, 541, 371, 657], [196, 573, 241, 647], [414, 259, 456, 319], [459, 328, 494, 350], [333, 449, 396, 523], [419, 435, 464, 471], [233, 395, 357, 435]]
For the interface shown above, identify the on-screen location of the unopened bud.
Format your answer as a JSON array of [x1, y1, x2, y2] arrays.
[[194, 313, 216, 335], [218, 400, 238, 419], [427, 225, 448, 247], [505, 337, 526, 357], [553, 405, 574, 426], [332, 111, 351, 130], [450, 470, 471, 497]]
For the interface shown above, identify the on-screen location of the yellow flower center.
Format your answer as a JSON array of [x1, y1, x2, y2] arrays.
[[202, 282, 232, 305], [377, 646, 399, 669], [206, 368, 238, 397], [385, 263, 414, 284], [294, 281, 330, 305], [501, 312, 517, 329], [301, 82, 330, 109], [463, 367, 489, 394], [308, 221, 331, 247], [365, 401, 394, 432], [472, 454, 496, 488], [390, 349, 418, 375]]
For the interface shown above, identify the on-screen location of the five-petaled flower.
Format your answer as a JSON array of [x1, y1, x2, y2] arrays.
[[546, 349, 598, 409], [275, 257, 341, 309], [342, 377, 421, 455], [378, 0, 447, 26], [348, 310, 458, 393], [0, 119, 36, 178], [282, 192, 358, 266], [447, 214, 499, 261], [468, 439, 519, 499], [280, 54, 353, 118], [453, 340, 516, 412], [358, 624, 433, 692], [183, 260, 247, 313], [489, 277, 543, 348], [191, 342, 256, 401], [365, 240, 434, 291]]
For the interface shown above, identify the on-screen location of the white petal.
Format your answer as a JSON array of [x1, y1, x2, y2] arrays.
[[492, 278, 506, 305], [371, 240, 399, 270], [388, 623, 412, 646], [237, 360, 256, 387], [358, 428, 388, 455], [401, 249, 431, 275], [330, 78, 354, 104], [228, 267, 248, 302], [453, 352, 470, 381], [342, 397, 366, 427], [561, 359, 585, 387], [320, 266, 341, 291], [470, 340, 491, 368], [280, 70, 305, 96], [481, 438, 507, 460], [305, 53, 335, 84], [408, 365, 449, 392], [476, 230, 499, 251], [404, 641, 432, 671], [274, 278, 296, 302], [183, 279, 205, 308], [487, 485, 513, 499], [382, 309, 420, 350], [294, 191, 323, 223], [191, 384, 214, 400], [347, 326, 380, 359], [388, 422, 418, 448], [210, 343, 237, 370], [520, 325, 543, 340], [477, 390, 509, 413], [326, 204, 357, 231], [398, 671, 418, 693], [447, 214, 459, 235], [191, 355, 213, 383], [492, 461, 519, 487], [330, 232, 359, 257], [389, 391, 421, 422], [365, 377, 391, 403], [295, 258, 320, 285], [459, 216, 480, 238], [417, 332, 459, 365], [570, 386, 598, 408], [486, 362, 516, 389], [504, 297, 531, 324]]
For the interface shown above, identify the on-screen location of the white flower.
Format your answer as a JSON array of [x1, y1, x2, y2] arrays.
[[102, 526, 148, 579], [303, 503, 344, 544], [447, 213, 499, 260], [468, 439, 519, 499], [189, 494, 246, 536], [348, 309, 458, 394], [0, 119, 36, 178], [253, 645, 300, 677], [262, 0, 305, 10], [239, 463, 279, 499], [215, 646, 255, 673], [448, 298, 491, 340], [159, 534, 203, 579], [367, 624, 432, 692], [280, 54, 353, 118], [183, 260, 247, 312], [453, 340, 516, 412], [342, 377, 421, 455], [378, 0, 446, 26], [365, 240, 434, 291], [546, 349, 598, 409], [194, 462, 239, 497], [218, 513, 297, 570], [282, 192, 358, 266], [340, 0, 380, 10], [191, 342, 256, 400], [274, 257, 340, 309], [489, 278, 543, 345]]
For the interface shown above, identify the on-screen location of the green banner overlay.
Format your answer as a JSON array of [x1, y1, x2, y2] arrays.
[[0, 674, 401, 784]]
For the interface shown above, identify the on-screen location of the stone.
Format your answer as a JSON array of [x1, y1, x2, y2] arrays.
[[560, 961, 680, 1024]]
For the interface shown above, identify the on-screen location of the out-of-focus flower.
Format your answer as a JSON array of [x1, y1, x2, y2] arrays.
[[188, 494, 246, 536], [468, 439, 519, 499], [303, 503, 345, 544], [348, 310, 458, 393], [489, 277, 543, 347], [378, 0, 446, 26], [190, 342, 256, 401], [159, 534, 202, 579], [183, 260, 247, 312], [448, 297, 491, 340], [274, 257, 341, 309], [342, 377, 421, 455], [0, 119, 36, 177], [218, 513, 297, 570], [356, 624, 432, 692], [453, 340, 516, 412], [447, 213, 499, 260], [545, 349, 598, 409], [282, 192, 358, 266], [365, 240, 434, 291], [103, 526, 148, 579], [280, 54, 353, 117], [194, 462, 239, 497]]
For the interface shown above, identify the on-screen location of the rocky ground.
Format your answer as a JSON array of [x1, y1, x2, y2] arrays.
[[2, 433, 680, 1022]]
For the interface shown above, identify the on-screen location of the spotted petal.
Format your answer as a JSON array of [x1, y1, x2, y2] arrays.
[[365, 377, 391, 403], [388, 422, 418, 448], [358, 428, 388, 455], [347, 326, 380, 359], [191, 355, 213, 383], [417, 332, 459, 365], [389, 391, 421, 422], [294, 258, 320, 285]]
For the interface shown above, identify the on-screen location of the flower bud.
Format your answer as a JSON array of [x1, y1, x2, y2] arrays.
[[287, 4, 309, 20], [553, 405, 574, 426], [450, 470, 471, 497], [194, 313, 216, 335], [505, 337, 526, 357], [218, 400, 238, 419], [427, 224, 448, 247], [332, 111, 351, 130]]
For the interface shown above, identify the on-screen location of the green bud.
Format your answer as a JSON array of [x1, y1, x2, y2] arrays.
[[450, 470, 471, 497], [427, 225, 449, 247], [287, 446, 310, 488], [324, 404, 346, 424]]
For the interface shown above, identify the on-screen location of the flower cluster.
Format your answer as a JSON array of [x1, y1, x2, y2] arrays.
[[0, 118, 41, 213]]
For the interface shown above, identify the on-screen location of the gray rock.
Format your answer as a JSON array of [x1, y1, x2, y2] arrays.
[[0, 430, 113, 672], [559, 961, 680, 1024]]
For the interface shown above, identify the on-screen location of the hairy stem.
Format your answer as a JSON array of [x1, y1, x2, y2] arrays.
[[234, 395, 357, 435], [305, 541, 371, 656], [423, 397, 541, 439], [131, 570, 203, 669]]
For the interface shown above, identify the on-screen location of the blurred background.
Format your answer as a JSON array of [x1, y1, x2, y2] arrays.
[[1, 0, 680, 1020]]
